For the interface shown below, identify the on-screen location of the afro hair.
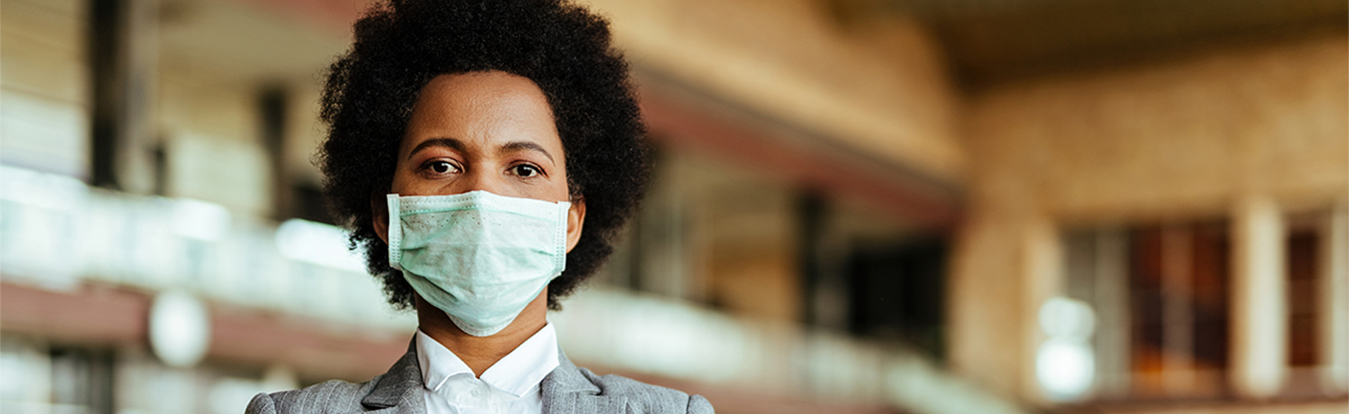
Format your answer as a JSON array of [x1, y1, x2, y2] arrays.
[[318, 0, 649, 310]]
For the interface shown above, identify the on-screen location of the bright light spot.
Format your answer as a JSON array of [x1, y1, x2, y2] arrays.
[[149, 290, 211, 368], [275, 219, 365, 272], [1037, 296, 1098, 401], [0, 165, 89, 210], [1039, 297, 1096, 340], [208, 377, 267, 414], [1036, 338, 1095, 401], [172, 198, 232, 241], [261, 365, 299, 392]]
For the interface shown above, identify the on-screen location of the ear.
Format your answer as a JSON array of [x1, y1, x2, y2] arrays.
[[565, 196, 586, 253], [372, 194, 390, 244]]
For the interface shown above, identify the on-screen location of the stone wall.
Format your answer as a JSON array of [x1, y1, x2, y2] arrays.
[[950, 31, 1349, 403]]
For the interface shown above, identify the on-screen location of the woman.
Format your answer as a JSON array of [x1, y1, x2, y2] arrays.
[[246, 0, 713, 413]]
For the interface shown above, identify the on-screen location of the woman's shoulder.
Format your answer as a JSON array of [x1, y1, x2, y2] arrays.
[[245, 377, 379, 414], [574, 367, 714, 414]]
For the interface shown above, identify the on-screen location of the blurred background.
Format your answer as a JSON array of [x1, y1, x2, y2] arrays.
[[0, 0, 1346, 413]]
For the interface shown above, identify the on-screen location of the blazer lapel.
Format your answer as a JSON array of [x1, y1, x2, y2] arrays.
[[540, 348, 626, 414], [357, 340, 427, 414], [358, 339, 621, 414]]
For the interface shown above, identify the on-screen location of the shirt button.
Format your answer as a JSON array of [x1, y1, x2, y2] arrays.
[[472, 386, 487, 398]]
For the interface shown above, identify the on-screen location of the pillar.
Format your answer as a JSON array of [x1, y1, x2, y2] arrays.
[[1230, 197, 1287, 398], [1322, 206, 1348, 391], [89, 0, 158, 193]]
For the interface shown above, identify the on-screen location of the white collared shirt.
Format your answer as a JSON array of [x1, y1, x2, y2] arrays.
[[415, 323, 560, 414]]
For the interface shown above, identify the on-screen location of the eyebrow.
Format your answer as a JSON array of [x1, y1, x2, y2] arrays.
[[499, 141, 555, 163], [407, 138, 466, 160], [406, 137, 555, 163]]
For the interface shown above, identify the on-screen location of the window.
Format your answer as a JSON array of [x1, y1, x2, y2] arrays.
[[1287, 219, 1319, 368], [1063, 220, 1232, 401], [1283, 210, 1348, 396], [847, 238, 947, 360], [1064, 210, 1349, 402], [1124, 222, 1230, 398]]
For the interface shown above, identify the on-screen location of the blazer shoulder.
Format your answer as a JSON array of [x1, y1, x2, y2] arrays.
[[577, 368, 714, 414], [246, 377, 379, 414]]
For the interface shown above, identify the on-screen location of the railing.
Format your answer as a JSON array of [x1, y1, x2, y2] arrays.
[[0, 165, 1024, 414]]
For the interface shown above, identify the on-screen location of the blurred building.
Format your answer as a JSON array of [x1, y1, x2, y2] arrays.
[[0, 0, 1345, 414]]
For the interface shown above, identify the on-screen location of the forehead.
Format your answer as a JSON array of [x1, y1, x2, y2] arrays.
[[403, 71, 560, 152]]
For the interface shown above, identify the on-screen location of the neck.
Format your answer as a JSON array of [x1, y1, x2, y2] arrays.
[[415, 290, 549, 377]]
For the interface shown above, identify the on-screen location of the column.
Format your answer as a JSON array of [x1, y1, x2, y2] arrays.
[[1322, 206, 1348, 391], [259, 87, 290, 220], [1093, 228, 1131, 397], [1024, 218, 1065, 403], [89, 0, 158, 193], [1230, 197, 1287, 398], [798, 191, 849, 330]]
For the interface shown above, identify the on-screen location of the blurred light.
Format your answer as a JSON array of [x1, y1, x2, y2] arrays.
[[1036, 296, 1097, 401], [1036, 338, 1095, 401], [1038, 297, 1095, 340], [171, 198, 232, 241], [274, 219, 365, 272], [149, 290, 211, 368], [0, 166, 88, 288], [553, 289, 748, 383], [260, 365, 299, 392], [0, 165, 89, 211], [209, 377, 272, 414]]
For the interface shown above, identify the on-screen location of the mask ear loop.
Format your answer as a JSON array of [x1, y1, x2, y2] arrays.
[[386, 193, 404, 270], [554, 201, 571, 272]]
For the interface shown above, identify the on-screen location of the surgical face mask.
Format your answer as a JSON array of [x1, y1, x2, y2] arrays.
[[386, 190, 570, 337]]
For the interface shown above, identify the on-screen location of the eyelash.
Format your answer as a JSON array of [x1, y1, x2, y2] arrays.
[[423, 160, 460, 175], [510, 163, 543, 178], [419, 160, 544, 179]]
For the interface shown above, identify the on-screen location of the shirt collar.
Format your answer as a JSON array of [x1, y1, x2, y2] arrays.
[[415, 323, 560, 398]]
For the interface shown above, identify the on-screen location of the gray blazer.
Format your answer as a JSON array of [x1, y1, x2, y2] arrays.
[[246, 341, 714, 414]]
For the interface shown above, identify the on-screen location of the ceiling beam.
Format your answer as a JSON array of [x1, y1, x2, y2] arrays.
[[638, 75, 963, 228]]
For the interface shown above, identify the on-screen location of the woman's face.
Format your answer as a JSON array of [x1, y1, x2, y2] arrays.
[[373, 71, 585, 252]]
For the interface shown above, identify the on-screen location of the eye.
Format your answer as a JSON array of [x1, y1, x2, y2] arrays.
[[511, 164, 542, 178], [425, 160, 458, 174]]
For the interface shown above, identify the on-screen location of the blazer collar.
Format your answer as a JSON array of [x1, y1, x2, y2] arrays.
[[360, 340, 426, 414], [539, 348, 627, 414], [360, 337, 625, 414]]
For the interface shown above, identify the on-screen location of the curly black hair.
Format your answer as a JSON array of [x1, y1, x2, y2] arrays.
[[318, 0, 649, 310]]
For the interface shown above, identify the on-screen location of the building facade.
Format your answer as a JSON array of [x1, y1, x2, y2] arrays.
[[1, 0, 1345, 413]]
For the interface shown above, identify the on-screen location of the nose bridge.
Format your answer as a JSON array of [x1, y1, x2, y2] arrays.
[[461, 161, 508, 196]]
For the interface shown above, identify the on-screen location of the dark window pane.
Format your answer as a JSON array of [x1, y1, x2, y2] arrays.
[[1191, 222, 1228, 369], [1287, 229, 1319, 367], [1127, 221, 1230, 398], [1129, 226, 1166, 394]]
